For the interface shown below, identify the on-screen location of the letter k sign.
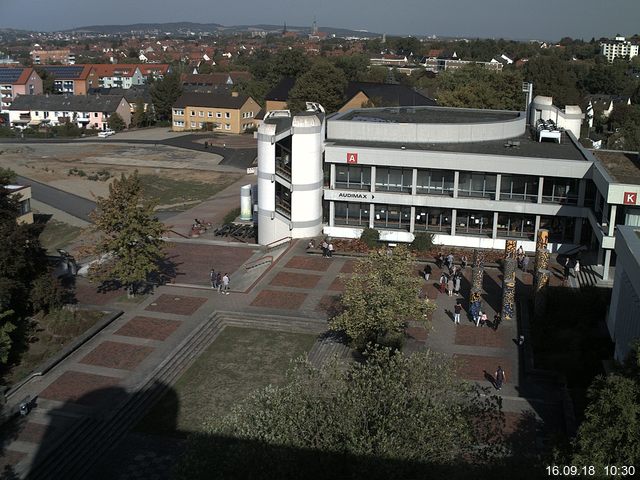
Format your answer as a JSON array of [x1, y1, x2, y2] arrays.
[[624, 192, 637, 205]]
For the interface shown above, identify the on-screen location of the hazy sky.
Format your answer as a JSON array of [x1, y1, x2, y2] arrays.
[[1, 0, 638, 41]]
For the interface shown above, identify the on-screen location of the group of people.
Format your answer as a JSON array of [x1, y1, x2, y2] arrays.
[[209, 269, 231, 294], [516, 246, 529, 272], [435, 252, 467, 272], [308, 239, 335, 258], [562, 256, 581, 282], [438, 269, 462, 297]]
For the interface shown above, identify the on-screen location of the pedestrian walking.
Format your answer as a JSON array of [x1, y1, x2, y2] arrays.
[[321, 240, 328, 257], [447, 277, 454, 296], [423, 264, 432, 281], [328, 242, 334, 258], [439, 273, 447, 294], [461, 254, 467, 269], [454, 301, 462, 324], [573, 259, 581, 276], [475, 310, 484, 327], [563, 257, 571, 281], [480, 311, 487, 327], [216, 272, 223, 293], [495, 366, 506, 390], [222, 273, 230, 294], [522, 255, 529, 273], [210, 268, 216, 289], [493, 313, 501, 331], [447, 253, 454, 271], [454, 275, 461, 295]]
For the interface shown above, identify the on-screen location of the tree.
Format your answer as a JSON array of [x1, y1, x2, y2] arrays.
[[107, 112, 126, 132], [330, 245, 435, 349], [90, 172, 166, 295], [150, 73, 183, 121], [332, 54, 371, 82], [572, 342, 640, 468], [35, 67, 56, 94], [131, 98, 151, 128], [524, 56, 582, 107], [176, 348, 505, 480], [288, 60, 348, 113]]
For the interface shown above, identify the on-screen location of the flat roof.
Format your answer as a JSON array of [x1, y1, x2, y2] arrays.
[[329, 131, 587, 161], [336, 106, 521, 124], [592, 150, 640, 185]]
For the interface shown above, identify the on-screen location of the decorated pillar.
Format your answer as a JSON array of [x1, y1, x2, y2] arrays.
[[502, 280, 516, 321], [469, 249, 485, 320], [534, 229, 549, 274]]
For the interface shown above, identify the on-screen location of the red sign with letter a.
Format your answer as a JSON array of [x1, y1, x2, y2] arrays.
[[624, 192, 637, 205], [346, 152, 358, 164]]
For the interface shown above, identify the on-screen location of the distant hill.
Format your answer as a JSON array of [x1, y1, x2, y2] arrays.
[[65, 22, 380, 38]]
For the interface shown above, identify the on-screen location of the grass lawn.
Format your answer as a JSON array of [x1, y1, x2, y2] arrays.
[[139, 174, 241, 211], [135, 326, 316, 437], [37, 218, 85, 254], [2, 309, 105, 386]]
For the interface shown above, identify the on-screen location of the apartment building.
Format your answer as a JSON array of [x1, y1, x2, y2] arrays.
[[38, 65, 94, 95], [172, 92, 260, 133], [600, 36, 639, 63], [31, 49, 75, 65], [5, 185, 33, 224], [0, 67, 43, 113]]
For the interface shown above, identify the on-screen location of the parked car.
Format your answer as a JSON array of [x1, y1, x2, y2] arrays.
[[97, 129, 115, 138]]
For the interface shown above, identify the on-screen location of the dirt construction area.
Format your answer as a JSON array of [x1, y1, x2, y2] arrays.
[[0, 143, 239, 206]]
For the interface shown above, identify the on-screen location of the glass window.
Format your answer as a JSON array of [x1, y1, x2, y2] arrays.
[[275, 183, 291, 218], [190, 111, 195, 116], [335, 165, 371, 190], [334, 202, 369, 226], [496, 213, 535, 239], [374, 204, 411, 230], [458, 172, 497, 199], [216, 112, 222, 118], [375, 167, 412, 193], [501, 175, 539, 202], [456, 210, 493, 237], [225, 112, 230, 119], [190, 122, 196, 128], [542, 177, 579, 205], [199, 111, 204, 117], [414, 207, 452, 233], [540, 216, 576, 243]]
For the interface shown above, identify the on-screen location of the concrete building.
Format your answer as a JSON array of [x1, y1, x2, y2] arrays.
[[607, 225, 640, 362], [256, 96, 640, 281], [0, 67, 43, 113], [38, 65, 94, 95], [256, 104, 326, 245], [6, 185, 33, 224], [600, 36, 639, 63], [172, 92, 260, 133], [31, 49, 75, 65]]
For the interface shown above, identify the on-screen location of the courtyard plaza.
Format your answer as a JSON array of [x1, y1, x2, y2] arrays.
[[0, 237, 567, 478]]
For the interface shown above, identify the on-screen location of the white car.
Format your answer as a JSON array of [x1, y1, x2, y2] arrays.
[[98, 129, 115, 138]]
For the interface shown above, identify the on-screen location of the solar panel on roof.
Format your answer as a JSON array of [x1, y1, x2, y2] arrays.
[[0, 69, 24, 83], [40, 65, 85, 79]]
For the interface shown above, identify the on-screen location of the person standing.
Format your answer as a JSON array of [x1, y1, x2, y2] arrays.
[[495, 366, 506, 390], [216, 272, 223, 293], [573, 259, 581, 277], [563, 257, 571, 282], [210, 268, 216, 289], [461, 254, 467, 269], [321, 240, 328, 257], [423, 264, 432, 281], [328, 242, 334, 258], [522, 255, 529, 273], [454, 274, 461, 295], [447, 253, 454, 271], [480, 311, 488, 327], [222, 273, 230, 295], [439, 273, 447, 294], [454, 301, 462, 324], [447, 276, 454, 297]]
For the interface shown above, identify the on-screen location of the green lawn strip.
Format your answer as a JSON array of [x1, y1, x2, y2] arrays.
[[37, 219, 84, 254], [135, 326, 316, 437], [139, 174, 241, 211], [2, 309, 104, 386]]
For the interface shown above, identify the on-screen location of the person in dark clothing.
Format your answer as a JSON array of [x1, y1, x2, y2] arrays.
[[563, 257, 571, 281], [495, 366, 506, 390], [423, 264, 432, 281]]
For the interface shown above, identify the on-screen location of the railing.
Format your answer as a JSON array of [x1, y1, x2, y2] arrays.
[[244, 255, 273, 271], [264, 236, 292, 252]]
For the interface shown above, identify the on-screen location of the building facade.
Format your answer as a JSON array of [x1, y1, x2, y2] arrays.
[[0, 68, 43, 113], [172, 92, 260, 133], [6, 185, 33, 224], [600, 36, 639, 63]]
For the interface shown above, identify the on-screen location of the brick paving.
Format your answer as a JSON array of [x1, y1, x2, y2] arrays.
[[250, 290, 307, 309], [164, 243, 255, 286], [73, 277, 124, 306], [285, 256, 331, 272], [339, 260, 357, 273], [80, 341, 155, 371], [453, 354, 514, 384], [454, 325, 510, 348], [327, 276, 346, 292], [315, 294, 341, 314], [406, 326, 429, 342], [145, 294, 207, 316], [269, 272, 321, 289], [115, 316, 182, 341], [15, 423, 53, 444], [39, 371, 121, 405]]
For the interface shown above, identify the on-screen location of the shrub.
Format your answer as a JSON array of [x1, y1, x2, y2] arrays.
[[30, 274, 65, 314], [359, 227, 379, 248], [412, 232, 435, 252]]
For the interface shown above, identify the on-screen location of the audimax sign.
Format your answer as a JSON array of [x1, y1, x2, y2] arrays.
[[337, 192, 375, 200]]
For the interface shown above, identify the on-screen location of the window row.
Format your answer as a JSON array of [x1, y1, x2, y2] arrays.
[[187, 122, 231, 130], [333, 202, 577, 241], [334, 165, 579, 205]]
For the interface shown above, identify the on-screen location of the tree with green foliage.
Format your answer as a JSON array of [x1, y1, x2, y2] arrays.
[[176, 347, 505, 480], [131, 98, 151, 128], [571, 342, 640, 468], [436, 65, 524, 110], [288, 60, 348, 113], [90, 172, 166, 295], [332, 54, 371, 82], [524, 56, 582, 107], [107, 112, 126, 132], [330, 245, 435, 350], [359, 227, 379, 248], [35, 67, 56, 94], [150, 73, 183, 121]]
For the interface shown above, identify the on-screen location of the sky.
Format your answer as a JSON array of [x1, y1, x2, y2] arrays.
[[1, 0, 639, 41]]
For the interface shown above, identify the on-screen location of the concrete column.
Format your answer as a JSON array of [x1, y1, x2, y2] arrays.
[[370, 166, 376, 193], [595, 190, 601, 212], [537, 176, 544, 204], [369, 203, 375, 228], [495, 174, 501, 201], [578, 179, 586, 207], [573, 218, 582, 244], [608, 204, 617, 236], [603, 249, 612, 281], [411, 168, 418, 195], [451, 209, 457, 236], [330, 163, 336, 189], [492, 212, 498, 239], [329, 201, 335, 227], [603, 202, 610, 225], [534, 215, 541, 240], [453, 171, 459, 198], [410, 206, 416, 233]]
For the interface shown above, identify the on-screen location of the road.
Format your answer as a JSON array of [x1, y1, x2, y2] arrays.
[[17, 175, 177, 222]]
